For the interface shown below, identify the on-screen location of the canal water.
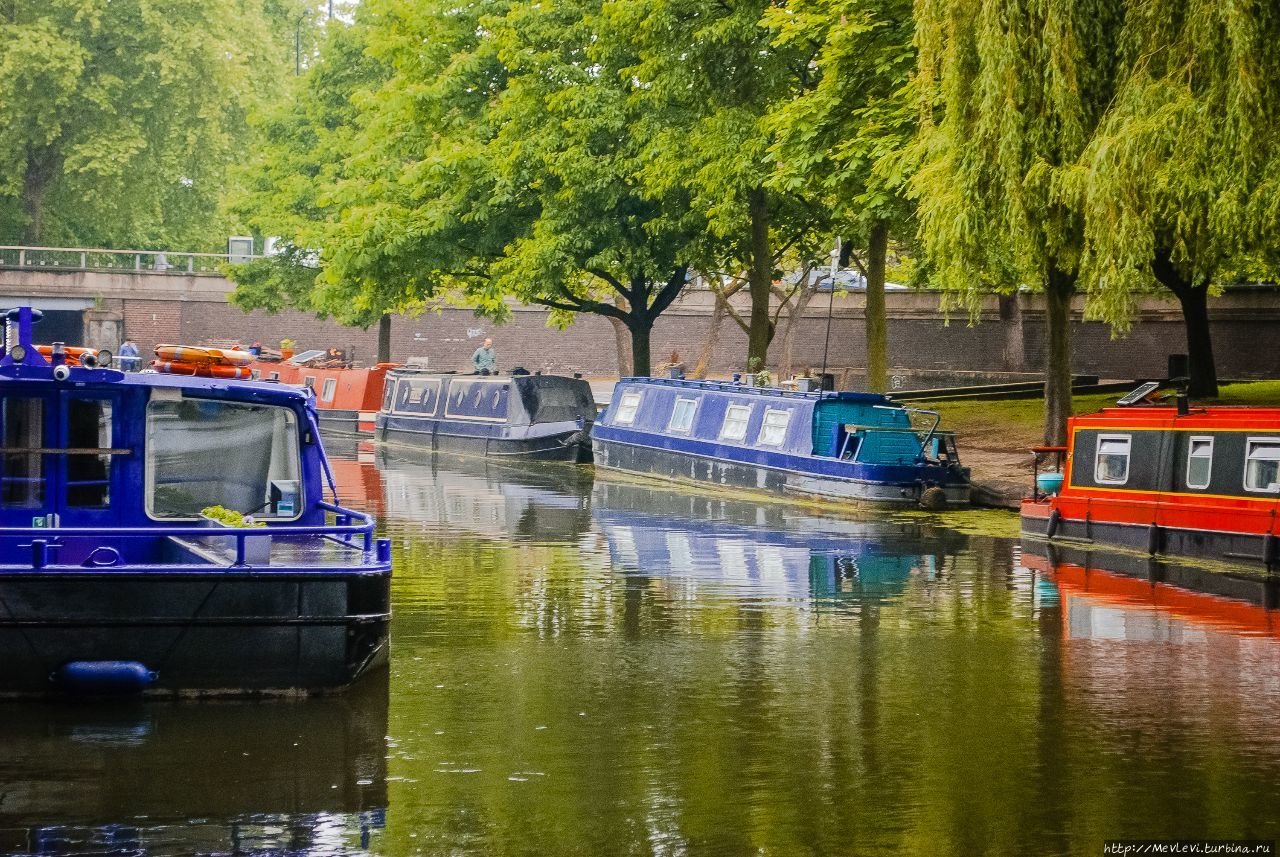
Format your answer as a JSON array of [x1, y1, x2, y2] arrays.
[[2, 445, 1279, 855]]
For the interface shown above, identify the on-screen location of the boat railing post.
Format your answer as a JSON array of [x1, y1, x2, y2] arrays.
[[234, 532, 246, 566]]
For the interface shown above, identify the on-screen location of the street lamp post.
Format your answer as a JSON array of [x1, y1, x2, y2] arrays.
[[819, 239, 841, 387]]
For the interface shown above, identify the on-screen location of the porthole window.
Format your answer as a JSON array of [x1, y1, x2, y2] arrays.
[[1186, 436, 1213, 490], [1094, 434, 1131, 485], [1244, 438, 1280, 493]]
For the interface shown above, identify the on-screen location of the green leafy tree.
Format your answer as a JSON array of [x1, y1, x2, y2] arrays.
[[290, 0, 709, 376], [766, 0, 917, 392], [610, 0, 823, 371], [0, 0, 294, 248], [224, 15, 399, 358], [1077, 0, 1280, 398], [912, 0, 1124, 444]]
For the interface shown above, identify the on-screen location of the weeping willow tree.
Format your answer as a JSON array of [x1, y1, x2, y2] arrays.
[[1078, 0, 1280, 398], [911, 0, 1124, 444]]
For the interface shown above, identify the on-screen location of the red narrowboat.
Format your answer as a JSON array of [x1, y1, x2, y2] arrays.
[[1022, 388, 1280, 569], [252, 355, 395, 435]]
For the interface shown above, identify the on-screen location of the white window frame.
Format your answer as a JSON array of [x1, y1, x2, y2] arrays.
[[1094, 434, 1132, 485], [303, 375, 316, 391], [668, 397, 698, 434], [612, 391, 642, 425], [1185, 435, 1213, 490], [320, 377, 338, 403], [1243, 437, 1280, 494], [757, 408, 792, 447], [719, 404, 752, 442]]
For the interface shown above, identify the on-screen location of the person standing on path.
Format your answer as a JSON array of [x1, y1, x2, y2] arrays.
[[472, 338, 497, 375], [118, 339, 140, 372]]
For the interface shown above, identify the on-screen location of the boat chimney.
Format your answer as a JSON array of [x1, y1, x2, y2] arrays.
[[1167, 353, 1190, 416]]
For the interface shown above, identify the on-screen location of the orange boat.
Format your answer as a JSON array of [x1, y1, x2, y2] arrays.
[[250, 353, 396, 434]]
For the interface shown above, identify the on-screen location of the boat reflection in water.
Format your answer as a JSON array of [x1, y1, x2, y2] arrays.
[[373, 447, 593, 542], [592, 480, 967, 605], [0, 674, 388, 856], [1022, 542, 1280, 639], [321, 434, 385, 518], [1023, 542, 1280, 753]]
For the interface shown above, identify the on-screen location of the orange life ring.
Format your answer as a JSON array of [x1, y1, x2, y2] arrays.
[[154, 344, 254, 367], [151, 360, 253, 379]]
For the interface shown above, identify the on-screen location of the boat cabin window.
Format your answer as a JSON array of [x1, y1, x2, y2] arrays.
[[66, 398, 113, 508], [303, 376, 316, 391], [320, 378, 338, 403], [720, 404, 751, 441], [668, 397, 697, 434], [1244, 438, 1280, 493], [268, 371, 281, 381], [612, 392, 642, 425], [1, 397, 44, 508], [1186, 436, 1213, 490], [383, 380, 397, 411], [145, 398, 302, 520], [758, 408, 792, 447], [1094, 434, 1131, 485]]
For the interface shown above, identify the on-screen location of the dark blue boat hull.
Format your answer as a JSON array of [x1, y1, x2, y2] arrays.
[[593, 433, 970, 506], [377, 415, 592, 462], [0, 570, 390, 698]]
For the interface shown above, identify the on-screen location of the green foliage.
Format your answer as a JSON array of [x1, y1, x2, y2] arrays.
[[0, 0, 299, 248], [765, 0, 916, 237], [911, 0, 1124, 309], [1077, 0, 1280, 327]]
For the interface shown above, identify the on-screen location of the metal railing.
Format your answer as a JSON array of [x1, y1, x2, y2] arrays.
[[0, 246, 263, 276]]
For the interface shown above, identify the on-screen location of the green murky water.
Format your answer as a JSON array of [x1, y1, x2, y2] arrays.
[[2, 445, 1278, 856]]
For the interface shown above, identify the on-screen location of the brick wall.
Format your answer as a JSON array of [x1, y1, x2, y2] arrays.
[[101, 287, 1280, 381]]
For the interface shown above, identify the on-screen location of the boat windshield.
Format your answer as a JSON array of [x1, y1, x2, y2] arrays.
[[145, 397, 302, 520]]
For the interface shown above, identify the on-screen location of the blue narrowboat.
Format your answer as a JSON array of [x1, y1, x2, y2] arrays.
[[376, 370, 595, 462], [0, 307, 392, 698], [592, 377, 971, 508]]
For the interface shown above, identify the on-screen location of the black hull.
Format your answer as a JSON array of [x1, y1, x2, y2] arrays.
[[0, 571, 390, 698], [379, 425, 592, 463], [1021, 512, 1280, 570]]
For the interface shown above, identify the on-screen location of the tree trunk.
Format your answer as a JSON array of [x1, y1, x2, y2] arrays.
[[608, 315, 633, 376], [377, 313, 392, 364], [1043, 267, 1075, 446], [21, 149, 60, 245], [629, 321, 653, 378], [745, 186, 774, 370], [1151, 249, 1218, 398], [1174, 284, 1218, 398], [865, 219, 889, 392], [778, 282, 818, 380], [692, 294, 727, 379]]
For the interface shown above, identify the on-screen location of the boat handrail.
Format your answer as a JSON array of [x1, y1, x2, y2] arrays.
[[4, 500, 381, 564]]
